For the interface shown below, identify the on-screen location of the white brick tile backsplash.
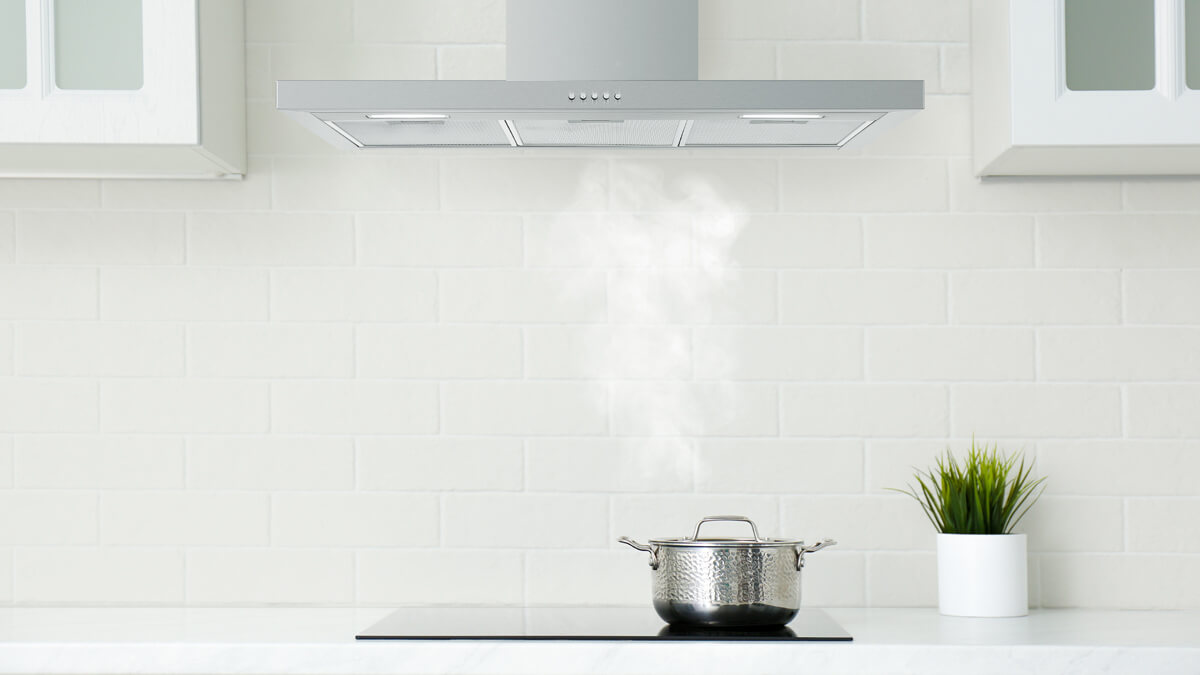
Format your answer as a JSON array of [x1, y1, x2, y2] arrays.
[[189, 549, 355, 604], [781, 271, 946, 325], [525, 439, 693, 493], [357, 324, 522, 378], [437, 45, 505, 79], [868, 327, 1034, 381], [270, 269, 437, 322], [868, 552, 937, 607], [863, 215, 1034, 269], [699, 0, 860, 40], [271, 493, 439, 547], [696, 440, 863, 494], [782, 496, 935, 551], [16, 436, 183, 489], [612, 382, 778, 437], [1126, 385, 1200, 438], [609, 270, 777, 324], [189, 323, 354, 378], [443, 494, 608, 548], [270, 381, 438, 434], [0, 492, 97, 545], [779, 45, 940, 91], [273, 157, 440, 212], [0, 179, 98, 208], [1038, 441, 1200, 496], [728, 215, 861, 269], [1041, 554, 1200, 608], [354, 0, 504, 43], [101, 492, 268, 546], [188, 213, 354, 266], [782, 384, 947, 437], [1125, 271, 1200, 324], [864, 0, 969, 42], [862, 96, 971, 157], [0, 437, 11, 488], [441, 270, 606, 323], [16, 322, 184, 376], [1040, 327, 1200, 381], [1124, 179, 1200, 211], [609, 160, 778, 214], [357, 438, 523, 491], [0, 212, 14, 262], [0, 379, 98, 432], [1016, 497, 1124, 553], [525, 325, 690, 379], [698, 40, 776, 79], [0, 322, 12, 376], [780, 159, 948, 212], [1127, 499, 1200, 553], [270, 43, 435, 83], [0, 267, 97, 320], [611, 495, 779, 543], [694, 326, 863, 380], [442, 159, 607, 213], [187, 437, 354, 490], [0, 552, 9, 602], [13, 548, 183, 604], [950, 271, 1120, 324], [1040, 215, 1200, 268], [442, 382, 607, 436], [16, 212, 183, 265], [949, 160, 1123, 212], [359, 550, 523, 605], [526, 551, 646, 606], [801, 551, 867, 607], [101, 380, 268, 434], [100, 158, 273, 210], [940, 45, 971, 93], [952, 385, 1121, 438], [101, 268, 268, 321], [524, 213, 692, 269], [358, 214, 522, 267], [246, 0, 352, 42]]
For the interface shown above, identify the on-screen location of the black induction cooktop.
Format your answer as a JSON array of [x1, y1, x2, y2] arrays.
[[356, 607, 852, 641]]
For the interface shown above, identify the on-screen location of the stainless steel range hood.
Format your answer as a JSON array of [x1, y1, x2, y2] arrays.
[[277, 0, 923, 149]]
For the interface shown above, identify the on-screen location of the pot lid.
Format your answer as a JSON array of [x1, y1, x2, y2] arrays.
[[647, 515, 803, 548]]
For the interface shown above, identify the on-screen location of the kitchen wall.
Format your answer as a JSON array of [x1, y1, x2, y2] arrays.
[[1, 0, 1199, 609]]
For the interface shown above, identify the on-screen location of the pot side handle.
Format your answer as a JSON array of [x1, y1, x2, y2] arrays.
[[618, 536, 660, 570], [795, 538, 837, 570]]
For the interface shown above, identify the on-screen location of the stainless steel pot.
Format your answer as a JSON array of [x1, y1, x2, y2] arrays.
[[619, 515, 835, 628]]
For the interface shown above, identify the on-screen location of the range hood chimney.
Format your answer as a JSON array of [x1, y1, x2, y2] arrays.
[[276, 0, 923, 149]]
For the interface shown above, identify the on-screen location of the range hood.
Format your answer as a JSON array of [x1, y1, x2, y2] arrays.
[[277, 0, 923, 149]]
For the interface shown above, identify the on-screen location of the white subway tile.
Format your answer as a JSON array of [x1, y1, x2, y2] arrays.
[[729, 215, 861, 269], [696, 440, 863, 493], [868, 327, 1034, 381], [781, 271, 946, 325], [0, 437, 11, 488], [357, 438, 523, 491], [15, 322, 184, 376], [950, 271, 1120, 324], [189, 549, 354, 604], [609, 270, 777, 324], [526, 439, 693, 493], [867, 552, 936, 607], [271, 493, 438, 546], [13, 548, 183, 603], [700, 0, 859, 39], [0, 213, 13, 262], [359, 550, 523, 604], [864, 0, 968, 41], [949, 160, 1122, 212], [443, 494, 608, 548], [782, 496, 935, 551], [864, 96, 971, 157], [780, 159, 948, 212], [781, 384, 948, 437], [272, 157, 439, 211], [188, 213, 354, 266], [357, 325, 522, 378], [1127, 385, 1200, 438], [1127, 499, 1200, 553], [187, 437, 354, 490], [612, 382, 778, 437], [16, 212, 183, 264], [524, 213, 692, 269], [1125, 179, 1200, 211], [1040, 215, 1200, 268], [609, 160, 777, 214], [952, 385, 1121, 438], [246, 98, 344, 157], [1040, 327, 1200, 381], [780, 44, 940, 92], [354, 0, 504, 43], [0, 551, 9, 602], [864, 214, 1034, 268], [1016, 497, 1124, 553], [442, 382, 606, 436], [246, 0, 352, 42], [100, 158, 272, 210], [699, 40, 776, 79], [801, 551, 866, 607], [0, 180, 98, 208], [189, 323, 353, 378], [271, 269, 437, 322], [101, 492, 268, 546], [0, 492, 97, 545], [1125, 271, 1200, 324], [525, 326, 690, 379], [0, 267, 97, 319], [271, 43, 434, 83], [15, 436, 183, 489], [0, 379, 97, 432], [358, 213, 522, 267], [1040, 554, 1200, 609], [101, 268, 268, 321], [1038, 441, 1200, 496], [694, 326, 863, 380], [612, 495, 780, 542], [443, 159, 607, 212], [441, 270, 605, 323], [101, 380, 268, 433], [437, 45, 505, 79], [526, 551, 646, 606], [0, 322, 11, 376], [271, 381, 438, 434], [941, 45, 970, 93]]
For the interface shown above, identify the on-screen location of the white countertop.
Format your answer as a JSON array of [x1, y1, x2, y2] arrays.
[[0, 607, 1197, 675]]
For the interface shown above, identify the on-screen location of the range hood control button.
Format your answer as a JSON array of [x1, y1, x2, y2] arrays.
[[568, 92, 576, 100], [603, 92, 610, 100], [591, 92, 598, 100], [614, 92, 621, 100]]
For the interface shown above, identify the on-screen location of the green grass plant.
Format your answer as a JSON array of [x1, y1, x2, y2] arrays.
[[891, 441, 1047, 535]]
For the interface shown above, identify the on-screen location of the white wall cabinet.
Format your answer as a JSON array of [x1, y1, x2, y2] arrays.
[[973, 0, 1200, 176], [0, 0, 244, 179]]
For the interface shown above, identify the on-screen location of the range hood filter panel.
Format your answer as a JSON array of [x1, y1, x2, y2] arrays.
[[333, 119, 512, 147], [512, 119, 682, 147], [685, 118, 877, 147]]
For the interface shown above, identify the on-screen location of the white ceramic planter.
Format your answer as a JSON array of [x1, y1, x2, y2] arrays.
[[936, 533, 1028, 618]]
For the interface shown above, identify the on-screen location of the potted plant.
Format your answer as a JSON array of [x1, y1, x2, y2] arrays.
[[892, 441, 1046, 618]]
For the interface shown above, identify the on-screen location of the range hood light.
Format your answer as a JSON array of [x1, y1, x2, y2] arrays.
[[365, 113, 450, 120], [739, 114, 825, 120]]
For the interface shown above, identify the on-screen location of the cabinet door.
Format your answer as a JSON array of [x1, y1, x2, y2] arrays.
[[0, 0, 198, 145], [1011, 0, 1200, 146]]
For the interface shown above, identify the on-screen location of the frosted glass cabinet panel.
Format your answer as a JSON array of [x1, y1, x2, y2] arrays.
[[973, 0, 1200, 175], [54, 0, 145, 90], [0, 0, 25, 89]]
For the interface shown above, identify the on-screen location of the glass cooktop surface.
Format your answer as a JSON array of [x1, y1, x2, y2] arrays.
[[356, 607, 851, 641]]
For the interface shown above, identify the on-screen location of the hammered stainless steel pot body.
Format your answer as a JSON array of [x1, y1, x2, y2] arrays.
[[619, 516, 836, 628]]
